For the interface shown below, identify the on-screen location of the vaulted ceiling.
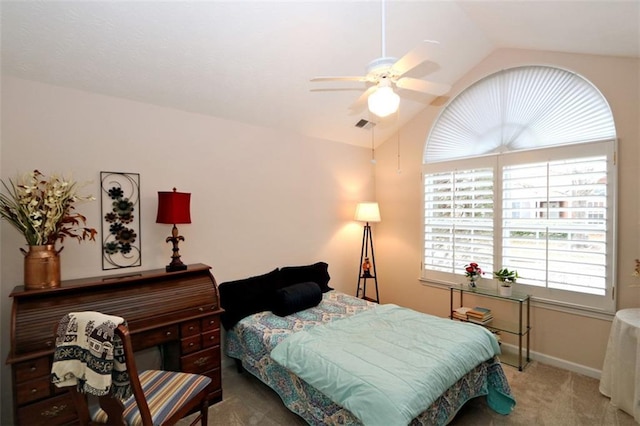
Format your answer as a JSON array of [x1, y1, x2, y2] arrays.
[[2, 1, 638, 148]]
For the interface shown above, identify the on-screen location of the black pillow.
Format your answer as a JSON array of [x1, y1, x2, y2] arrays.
[[273, 281, 322, 317], [279, 262, 333, 293], [218, 268, 280, 330]]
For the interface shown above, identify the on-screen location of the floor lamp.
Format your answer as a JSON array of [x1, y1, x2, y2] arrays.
[[355, 202, 381, 303]]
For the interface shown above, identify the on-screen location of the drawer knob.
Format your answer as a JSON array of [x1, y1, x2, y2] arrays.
[[189, 342, 195, 347], [31, 388, 38, 394], [166, 331, 172, 336], [30, 366, 37, 372], [209, 336, 215, 341], [199, 307, 205, 312], [41, 404, 67, 418], [189, 326, 195, 331], [45, 340, 53, 347], [194, 356, 210, 367]]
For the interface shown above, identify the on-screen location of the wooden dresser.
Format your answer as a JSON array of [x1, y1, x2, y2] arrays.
[[6, 263, 223, 426]]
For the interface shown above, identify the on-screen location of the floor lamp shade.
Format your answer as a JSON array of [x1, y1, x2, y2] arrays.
[[355, 202, 381, 223], [156, 188, 191, 272]]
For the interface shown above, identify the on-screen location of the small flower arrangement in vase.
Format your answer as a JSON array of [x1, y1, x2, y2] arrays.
[[493, 268, 518, 296], [464, 262, 483, 288]]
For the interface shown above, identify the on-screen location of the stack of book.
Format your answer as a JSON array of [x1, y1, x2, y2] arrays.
[[466, 306, 493, 325], [452, 306, 494, 324], [452, 306, 472, 321]]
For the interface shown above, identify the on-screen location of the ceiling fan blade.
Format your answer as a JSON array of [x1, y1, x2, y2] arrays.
[[391, 40, 441, 77], [349, 86, 377, 112], [310, 88, 366, 93], [311, 76, 369, 83], [396, 77, 451, 96]]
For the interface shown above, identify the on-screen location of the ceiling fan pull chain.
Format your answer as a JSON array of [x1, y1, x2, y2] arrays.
[[396, 108, 402, 174], [371, 124, 377, 165]]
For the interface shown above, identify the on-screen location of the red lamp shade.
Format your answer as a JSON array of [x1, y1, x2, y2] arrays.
[[156, 188, 191, 224]]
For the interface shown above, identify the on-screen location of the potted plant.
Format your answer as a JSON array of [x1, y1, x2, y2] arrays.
[[493, 268, 518, 296]]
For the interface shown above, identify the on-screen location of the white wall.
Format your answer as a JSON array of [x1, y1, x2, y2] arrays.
[[0, 76, 374, 424], [374, 48, 640, 373]]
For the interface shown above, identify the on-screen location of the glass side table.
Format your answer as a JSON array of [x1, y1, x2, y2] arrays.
[[450, 284, 531, 371]]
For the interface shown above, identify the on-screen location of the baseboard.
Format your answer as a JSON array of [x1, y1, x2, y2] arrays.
[[500, 342, 602, 379]]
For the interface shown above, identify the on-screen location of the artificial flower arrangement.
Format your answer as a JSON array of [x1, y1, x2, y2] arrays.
[[0, 169, 97, 246], [493, 268, 519, 287], [464, 262, 484, 287], [464, 262, 484, 278]]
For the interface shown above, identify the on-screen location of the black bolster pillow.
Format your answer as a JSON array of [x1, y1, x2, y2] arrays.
[[273, 281, 322, 317]]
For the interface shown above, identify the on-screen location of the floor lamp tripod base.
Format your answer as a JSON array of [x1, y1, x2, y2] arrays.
[[356, 223, 379, 303]]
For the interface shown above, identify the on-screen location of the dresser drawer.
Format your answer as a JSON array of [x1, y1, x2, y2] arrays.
[[201, 315, 220, 332], [202, 329, 220, 348], [181, 319, 201, 337], [130, 325, 179, 350], [17, 392, 77, 425], [181, 347, 220, 375], [16, 376, 51, 405], [181, 334, 202, 354], [14, 357, 50, 383]]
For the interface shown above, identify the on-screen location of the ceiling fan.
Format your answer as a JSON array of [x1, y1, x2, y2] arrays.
[[310, 0, 451, 118]]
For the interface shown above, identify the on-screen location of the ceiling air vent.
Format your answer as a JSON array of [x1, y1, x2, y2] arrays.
[[355, 119, 376, 130]]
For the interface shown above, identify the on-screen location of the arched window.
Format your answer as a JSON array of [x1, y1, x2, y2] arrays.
[[422, 65, 617, 313]]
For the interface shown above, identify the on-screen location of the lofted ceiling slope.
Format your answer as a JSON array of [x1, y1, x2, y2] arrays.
[[2, 1, 638, 148]]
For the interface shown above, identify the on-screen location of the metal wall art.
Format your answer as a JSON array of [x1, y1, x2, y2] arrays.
[[100, 172, 141, 270]]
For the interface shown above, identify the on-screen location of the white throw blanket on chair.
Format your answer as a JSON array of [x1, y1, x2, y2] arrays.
[[51, 311, 131, 398]]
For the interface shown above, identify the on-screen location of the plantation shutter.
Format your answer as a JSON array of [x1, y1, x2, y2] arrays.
[[501, 150, 610, 296], [423, 165, 494, 283]]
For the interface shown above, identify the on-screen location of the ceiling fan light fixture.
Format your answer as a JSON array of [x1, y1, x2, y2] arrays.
[[368, 85, 400, 117]]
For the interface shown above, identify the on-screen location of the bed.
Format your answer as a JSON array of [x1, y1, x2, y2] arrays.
[[220, 263, 515, 425]]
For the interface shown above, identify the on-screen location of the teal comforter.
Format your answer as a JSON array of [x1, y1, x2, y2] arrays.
[[271, 304, 512, 426]]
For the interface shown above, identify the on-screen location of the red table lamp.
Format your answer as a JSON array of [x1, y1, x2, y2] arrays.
[[156, 188, 191, 272]]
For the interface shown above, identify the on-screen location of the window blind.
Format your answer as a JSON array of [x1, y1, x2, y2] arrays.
[[425, 66, 616, 164]]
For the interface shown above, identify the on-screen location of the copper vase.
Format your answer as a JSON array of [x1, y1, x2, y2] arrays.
[[20, 245, 62, 290]]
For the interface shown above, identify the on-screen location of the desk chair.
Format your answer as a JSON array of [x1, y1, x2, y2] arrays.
[[54, 318, 211, 426]]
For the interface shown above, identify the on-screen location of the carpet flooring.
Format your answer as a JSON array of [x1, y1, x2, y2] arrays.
[[179, 360, 637, 425]]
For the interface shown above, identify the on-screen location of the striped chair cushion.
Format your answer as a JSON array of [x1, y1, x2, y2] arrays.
[[91, 370, 211, 426]]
